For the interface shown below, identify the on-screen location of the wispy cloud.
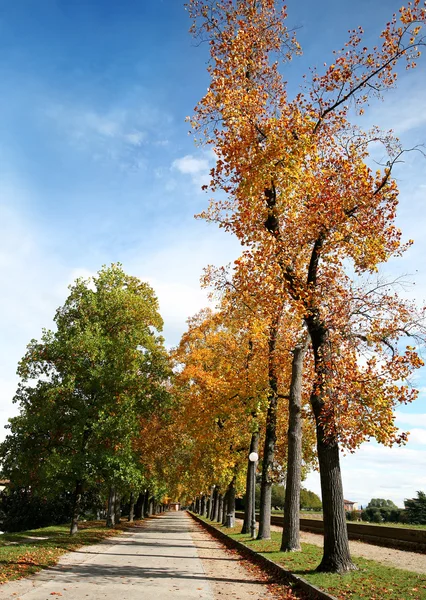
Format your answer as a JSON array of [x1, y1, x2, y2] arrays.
[[362, 76, 426, 139], [45, 99, 172, 169], [395, 411, 426, 428]]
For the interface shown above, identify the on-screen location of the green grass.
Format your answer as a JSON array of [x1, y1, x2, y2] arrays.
[[199, 517, 426, 600], [0, 520, 137, 584], [348, 521, 426, 530], [265, 510, 426, 529]]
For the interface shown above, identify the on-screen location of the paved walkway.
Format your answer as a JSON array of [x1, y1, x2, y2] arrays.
[[0, 513, 277, 600], [0, 513, 214, 599]]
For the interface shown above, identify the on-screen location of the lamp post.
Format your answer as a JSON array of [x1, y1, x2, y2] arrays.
[[249, 451, 258, 538]]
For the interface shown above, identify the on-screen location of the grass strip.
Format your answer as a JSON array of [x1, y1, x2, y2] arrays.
[[199, 517, 426, 600], [0, 520, 141, 584], [270, 511, 426, 530]]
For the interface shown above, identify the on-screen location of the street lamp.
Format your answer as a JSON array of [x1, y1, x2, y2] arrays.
[[249, 451, 258, 538]]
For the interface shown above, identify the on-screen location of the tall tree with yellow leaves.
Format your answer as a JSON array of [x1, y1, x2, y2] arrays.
[[188, 0, 426, 572]]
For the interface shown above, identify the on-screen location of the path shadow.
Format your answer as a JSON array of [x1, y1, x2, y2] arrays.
[[44, 562, 278, 586]]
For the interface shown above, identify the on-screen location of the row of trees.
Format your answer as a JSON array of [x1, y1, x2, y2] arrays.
[[1, 0, 426, 577], [0, 264, 172, 534], [185, 0, 426, 573], [357, 494, 426, 524]]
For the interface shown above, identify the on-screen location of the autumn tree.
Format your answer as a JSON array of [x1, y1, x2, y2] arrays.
[[170, 307, 264, 512], [202, 258, 317, 541], [0, 264, 170, 534], [188, 0, 426, 572]]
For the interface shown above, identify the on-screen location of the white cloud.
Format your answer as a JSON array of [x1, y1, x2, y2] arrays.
[[125, 225, 240, 346], [406, 428, 426, 445], [395, 411, 426, 428], [172, 152, 214, 188], [172, 155, 209, 175], [0, 183, 72, 440], [304, 441, 426, 508]]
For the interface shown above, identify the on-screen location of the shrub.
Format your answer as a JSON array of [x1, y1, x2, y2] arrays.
[[346, 510, 361, 521], [0, 488, 74, 532], [404, 491, 426, 525]]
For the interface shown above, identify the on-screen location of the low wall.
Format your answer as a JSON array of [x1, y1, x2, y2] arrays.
[[234, 512, 426, 553]]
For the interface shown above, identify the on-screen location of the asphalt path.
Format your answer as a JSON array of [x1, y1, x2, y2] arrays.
[[0, 513, 215, 600]]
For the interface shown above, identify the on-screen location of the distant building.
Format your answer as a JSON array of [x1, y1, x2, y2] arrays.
[[168, 502, 181, 511], [344, 499, 358, 511]]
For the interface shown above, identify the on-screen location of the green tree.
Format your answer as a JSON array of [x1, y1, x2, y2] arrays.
[[404, 491, 426, 525], [366, 498, 398, 510], [0, 264, 170, 534], [300, 488, 322, 510], [271, 484, 285, 509]]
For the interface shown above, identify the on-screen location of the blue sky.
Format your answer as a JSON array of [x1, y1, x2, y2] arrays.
[[0, 0, 425, 507]]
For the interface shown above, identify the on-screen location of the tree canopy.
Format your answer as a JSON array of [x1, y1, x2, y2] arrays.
[[1, 264, 171, 532]]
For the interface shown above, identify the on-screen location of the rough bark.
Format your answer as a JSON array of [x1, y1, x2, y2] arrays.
[[306, 300, 356, 573], [242, 430, 259, 534], [70, 480, 83, 536], [206, 497, 211, 518], [106, 486, 116, 528], [128, 491, 135, 522], [281, 337, 308, 551], [257, 318, 280, 540], [201, 495, 206, 517]]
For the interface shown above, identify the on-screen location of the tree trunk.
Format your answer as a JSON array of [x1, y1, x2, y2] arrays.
[[257, 318, 280, 540], [70, 480, 83, 535], [212, 487, 219, 521], [281, 337, 308, 551], [242, 430, 259, 533], [217, 494, 224, 523], [134, 492, 144, 519], [114, 493, 121, 525], [128, 491, 135, 522], [210, 488, 216, 520], [201, 495, 206, 517], [313, 416, 355, 572], [206, 497, 211, 518], [148, 496, 154, 516], [306, 305, 356, 573], [209, 486, 215, 519], [106, 486, 116, 528], [228, 476, 236, 525], [143, 490, 150, 518], [222, 489, 229, 525]]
